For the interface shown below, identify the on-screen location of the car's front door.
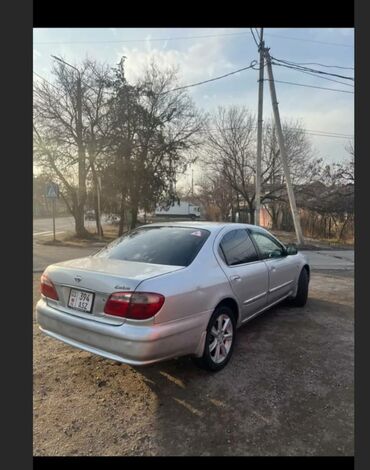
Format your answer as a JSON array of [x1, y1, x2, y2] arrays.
[[249, 229, 297, 305], [216, 229, 269, 321]]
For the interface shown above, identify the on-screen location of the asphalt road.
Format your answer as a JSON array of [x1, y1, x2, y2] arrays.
[[33, 216, 95, 241], [33, 217, 354, 272], [33, 243, 354, 273]]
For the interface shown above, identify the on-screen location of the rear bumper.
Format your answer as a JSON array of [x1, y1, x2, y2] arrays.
[[36, 299, 210, 366]]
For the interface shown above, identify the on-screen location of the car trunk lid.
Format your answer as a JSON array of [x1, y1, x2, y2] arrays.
[[44, 256, 183, 325]]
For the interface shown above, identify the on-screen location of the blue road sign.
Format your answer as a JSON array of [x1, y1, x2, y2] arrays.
[[45, 182, 59, 199]]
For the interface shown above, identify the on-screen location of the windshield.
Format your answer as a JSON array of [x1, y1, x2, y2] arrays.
[[95, 226, 210, 267]]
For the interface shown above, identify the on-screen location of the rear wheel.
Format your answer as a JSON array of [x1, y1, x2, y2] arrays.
[[290, 268, 309, 307], [192, 305, 236, 372]]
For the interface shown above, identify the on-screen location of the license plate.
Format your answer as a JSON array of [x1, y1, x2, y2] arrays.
[[68, 289, 94, 313]]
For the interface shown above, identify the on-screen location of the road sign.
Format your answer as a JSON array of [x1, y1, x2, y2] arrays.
[[45, 182, 59, 241], [45, 182, 59, 199]]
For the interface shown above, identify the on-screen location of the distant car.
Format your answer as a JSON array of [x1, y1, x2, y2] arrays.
[[36, 222, 310, 372], [85, 210, 95, 221]]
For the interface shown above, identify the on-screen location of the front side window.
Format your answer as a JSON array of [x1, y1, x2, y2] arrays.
[[249, 231, 285, 259], [95, 226, 210, 267], [219, 229, 259, 266]]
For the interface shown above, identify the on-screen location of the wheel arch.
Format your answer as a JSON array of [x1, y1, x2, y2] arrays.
[[214, 297, 240, 325], [303, 264, 310, 281]]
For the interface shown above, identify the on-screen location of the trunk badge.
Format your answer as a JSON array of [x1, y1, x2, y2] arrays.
[[74, 275, 82, 283]]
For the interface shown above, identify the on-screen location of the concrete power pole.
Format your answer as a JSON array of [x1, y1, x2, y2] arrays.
[[255, 28, 265, 226], [264, 49, 305, 245], [97, 176, 102, 239], [191, 168, 194, 197]]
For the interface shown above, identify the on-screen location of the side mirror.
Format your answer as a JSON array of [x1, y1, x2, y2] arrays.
[[286, 243, 298, 255]]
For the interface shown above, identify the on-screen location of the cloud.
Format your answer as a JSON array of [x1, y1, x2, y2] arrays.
[[116, 35, 235, 86]]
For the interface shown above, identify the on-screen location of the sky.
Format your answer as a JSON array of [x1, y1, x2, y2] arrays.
[[33, 28, 354, 189]]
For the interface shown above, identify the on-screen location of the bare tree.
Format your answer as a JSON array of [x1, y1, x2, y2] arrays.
[[261, 119, 321, 228], [196, 174, 233, 221], [202, 107, 319, 224], [203, 106, 257, 222], [34, 59, 111, 237]]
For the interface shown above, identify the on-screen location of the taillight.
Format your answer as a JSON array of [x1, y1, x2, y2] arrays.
[[104, 292, 165, 320], [40, 273, 59, 300]]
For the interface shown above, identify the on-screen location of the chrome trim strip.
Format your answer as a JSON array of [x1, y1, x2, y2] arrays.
[[243, 291, 267, 305], [268, 280, 293, 293], [241, 291, 293, 324]]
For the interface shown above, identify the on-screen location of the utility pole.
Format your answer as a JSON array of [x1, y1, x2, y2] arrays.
[[97, 176, 102, 239], [255, 28, 265, 226], [264, 49, 305, 245], [52, 199, 56, 242], [191, 168, 194, 197]]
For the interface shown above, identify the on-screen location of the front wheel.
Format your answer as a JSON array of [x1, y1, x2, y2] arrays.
[[192, 306, 236, 372], [290, 268, 309, 307]]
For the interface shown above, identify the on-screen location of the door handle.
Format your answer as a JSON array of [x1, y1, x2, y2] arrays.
[[230, 275, 241, 282], [270, 266, 276, 272]]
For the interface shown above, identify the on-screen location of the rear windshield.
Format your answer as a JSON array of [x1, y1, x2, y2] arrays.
[[95, 226, 210, 266]]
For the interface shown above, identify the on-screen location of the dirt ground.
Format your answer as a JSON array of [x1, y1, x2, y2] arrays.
[[33, 269, 354, 456]]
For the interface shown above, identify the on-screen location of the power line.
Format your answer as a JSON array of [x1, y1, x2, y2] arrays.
[[250, 28, 259, 47], [271, 62, 354, 88], [271, 57, 354, 81], [280, 60, 354, 70], [178, 124, 353, 139], [253, 28, 262, 42], [34, 30, 354, 49], [34, 30, 254, 45], [34, 66, 114, 98], [33, 71, 65, 94], [289, 69, 354, 88], [265, 78, 354, 94], [34, 72, 353, 139], [264, 32, 353, 48], [163, 61, 258, 94]]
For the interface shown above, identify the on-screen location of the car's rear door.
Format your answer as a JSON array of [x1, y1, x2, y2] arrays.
[[215, 228, 269, 321], [248, 229, 297, 305]]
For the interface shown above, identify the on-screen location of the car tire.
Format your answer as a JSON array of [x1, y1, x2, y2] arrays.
[[290, 268, 309, 307], [192, 305, 236, 372]]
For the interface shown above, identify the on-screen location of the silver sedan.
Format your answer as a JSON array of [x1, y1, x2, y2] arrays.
[[36, 222, 310, 371]]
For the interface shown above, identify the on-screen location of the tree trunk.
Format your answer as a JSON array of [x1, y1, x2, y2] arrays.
[[270, 203, 280, 230], [118, 195, 126, 237], [231, 205, 236, 222], [93, 192, 104, 238], [249, 205, 255, 225], [70, 192, 90, 238], [130, 204, 138, 230], [339, 216, 349, 241], [88, 158, 103, 238], [75, 205, 90, 238]]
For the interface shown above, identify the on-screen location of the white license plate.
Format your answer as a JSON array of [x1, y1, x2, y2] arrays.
[[68, 289, 94, 313]]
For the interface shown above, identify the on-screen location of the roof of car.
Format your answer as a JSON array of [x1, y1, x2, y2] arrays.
[[139, 221, 268, 234]]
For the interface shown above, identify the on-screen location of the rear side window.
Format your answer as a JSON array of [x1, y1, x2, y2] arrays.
[[95, 226, 210, 267], [219, 229, 259, 266]]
